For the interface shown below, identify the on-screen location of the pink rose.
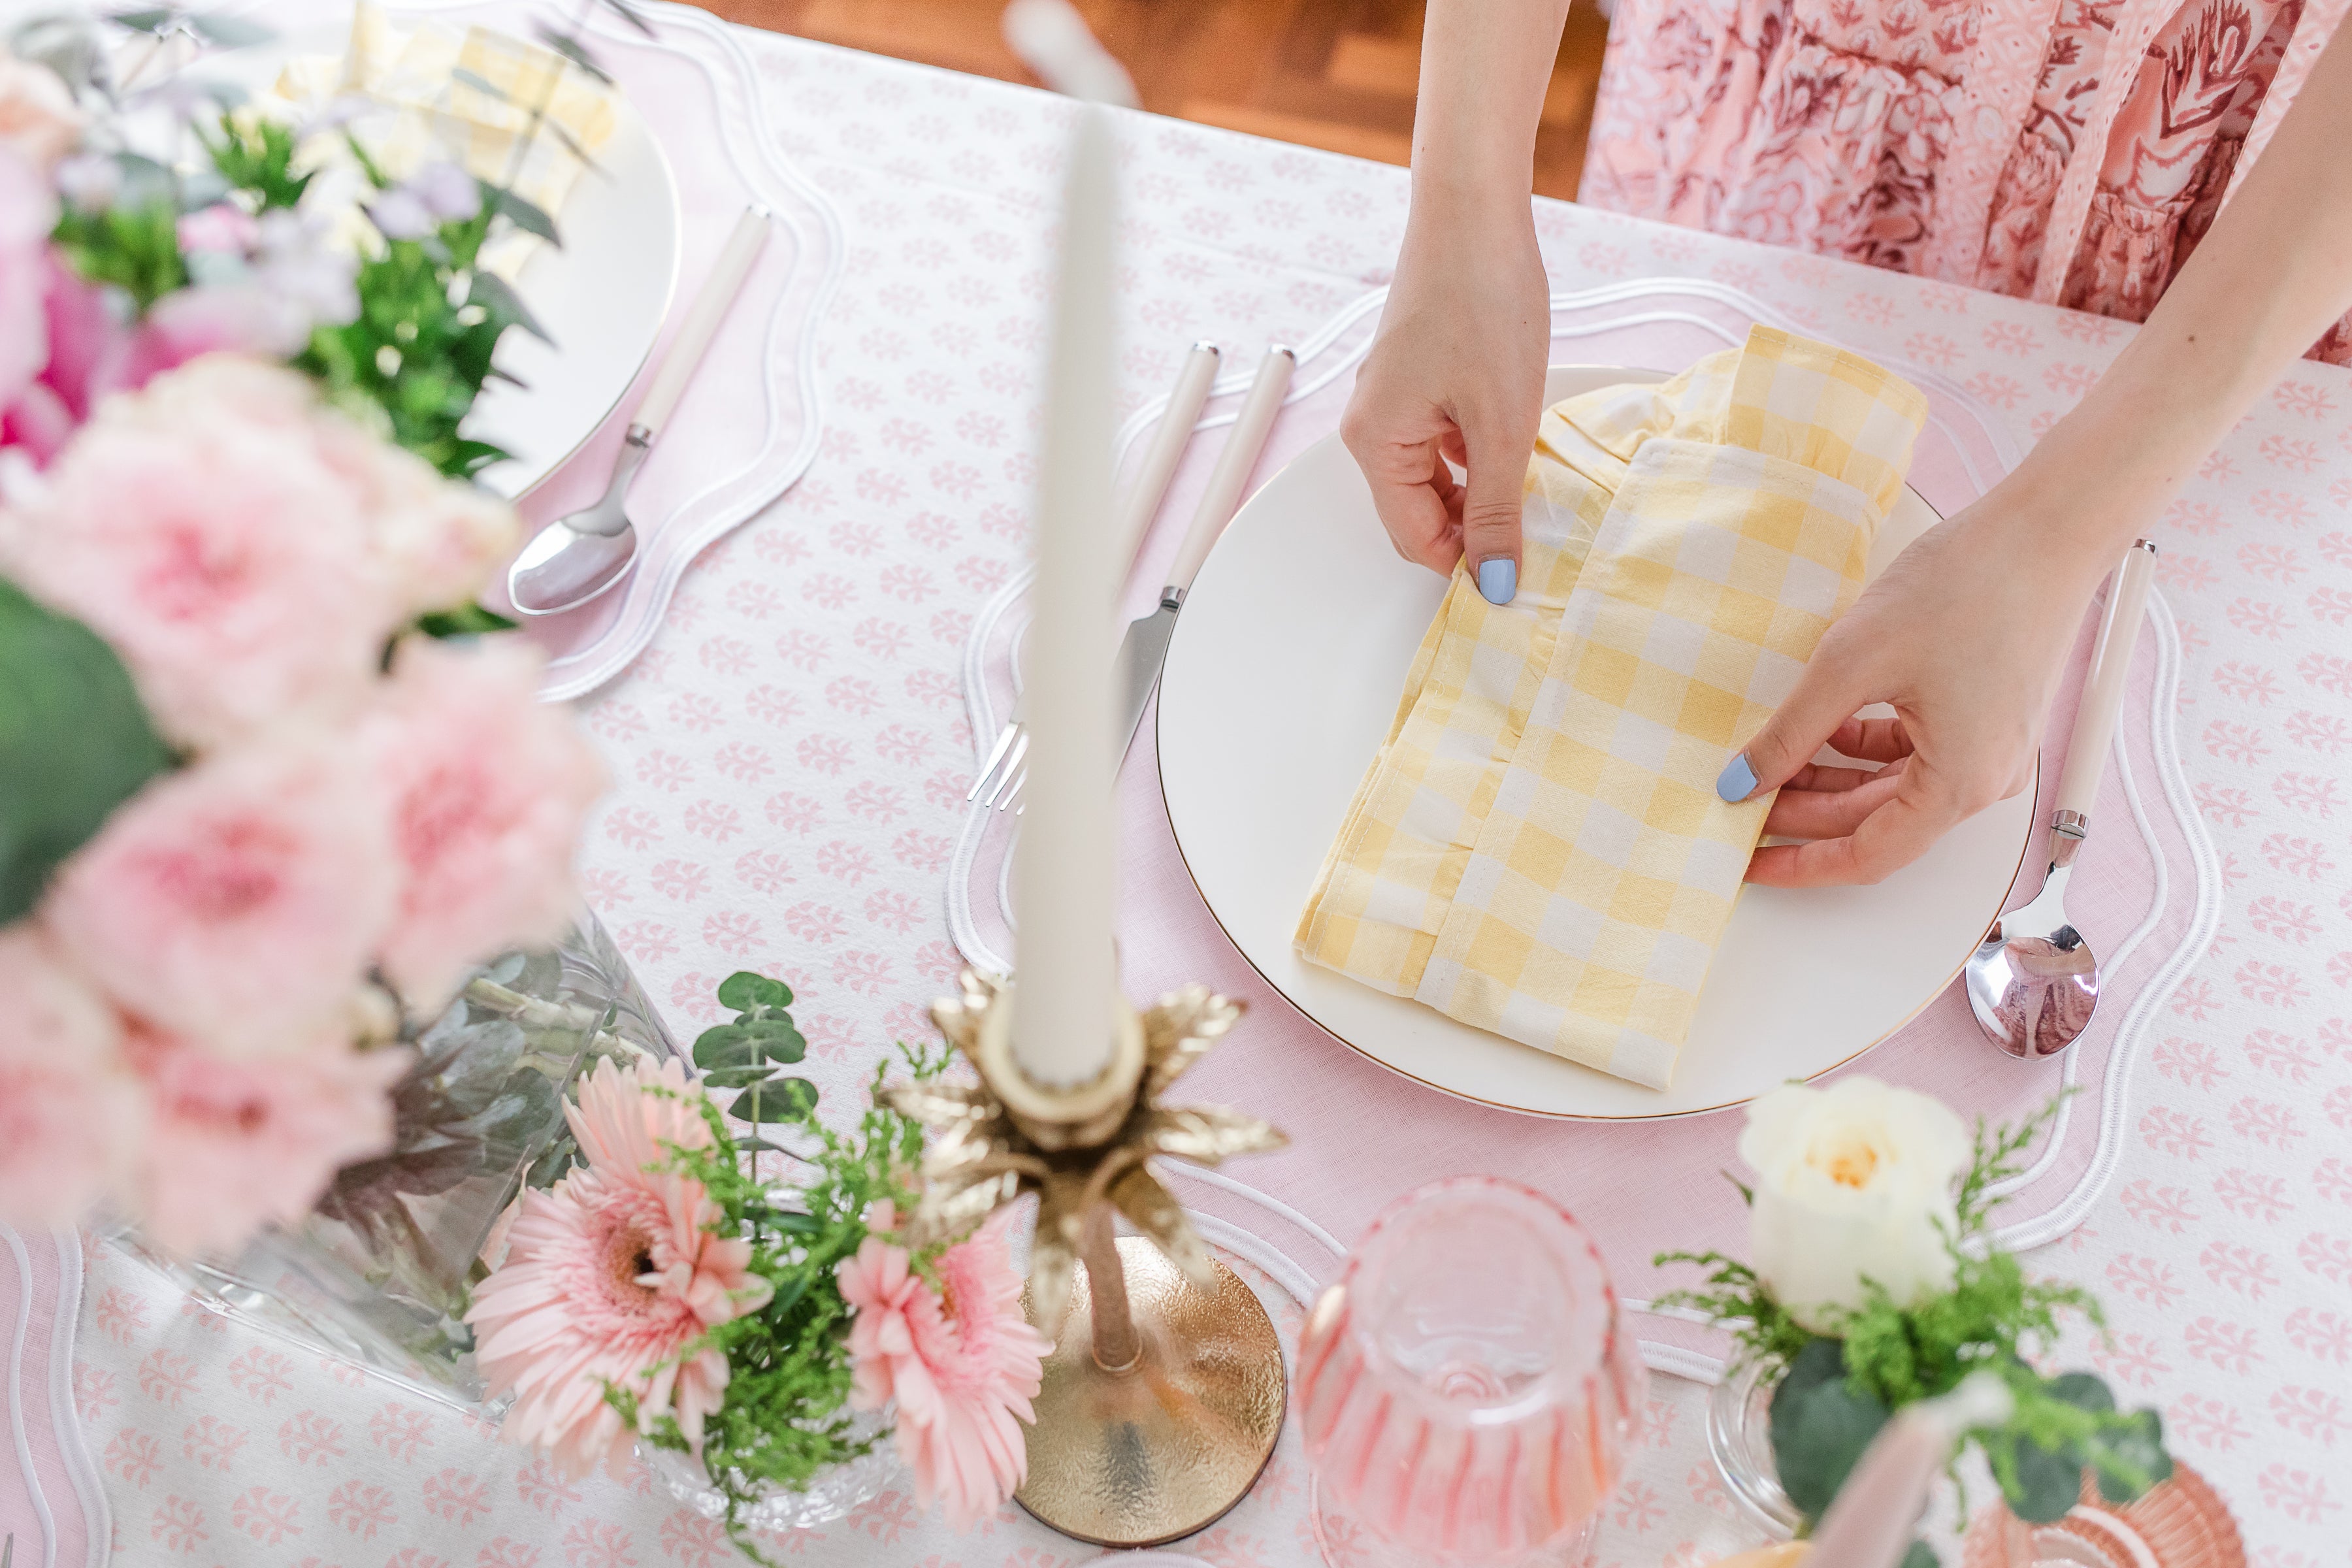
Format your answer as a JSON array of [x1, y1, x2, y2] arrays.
[[44, 735, 399, 1058], [0, 927, 138, 1230], [0, 51, 81, 171], [363, 638, 606, 1007], [0, 145, 54, 416], [7, 355, 404, 743], [123, 1020, 404, 1258]]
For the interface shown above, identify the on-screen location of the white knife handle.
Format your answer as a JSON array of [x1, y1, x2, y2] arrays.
[[634, 206, 772, 440], [2053, 539, 2158, 823], [1167, 346, 1294, 593], [1116, 342, 1221, 570]]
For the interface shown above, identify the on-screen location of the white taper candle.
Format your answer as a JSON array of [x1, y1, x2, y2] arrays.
[[1009, 101, 1121, 1090]]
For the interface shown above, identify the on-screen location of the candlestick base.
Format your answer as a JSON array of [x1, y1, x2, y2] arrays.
[[1015, 1235, 1286, 1548]]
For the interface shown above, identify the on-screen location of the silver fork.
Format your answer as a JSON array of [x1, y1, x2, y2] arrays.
[[966, 340, 1223, 811]]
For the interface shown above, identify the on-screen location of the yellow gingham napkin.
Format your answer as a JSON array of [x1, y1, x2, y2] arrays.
[[1296, 327, 1927, 1088]]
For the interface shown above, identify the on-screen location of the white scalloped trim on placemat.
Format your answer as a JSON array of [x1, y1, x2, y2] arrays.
[[948, 280, 2221, 1376]]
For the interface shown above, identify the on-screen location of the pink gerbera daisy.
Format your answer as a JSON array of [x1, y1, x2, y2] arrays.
[[837, 1204, 1049, 1530], [467, 1056, 770, 1480]]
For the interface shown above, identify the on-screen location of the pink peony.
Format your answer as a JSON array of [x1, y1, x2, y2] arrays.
[[838, 1205, 1049, 1530], [468, 1056, 770, 1480], [359, 638, 604, 1008], [123, 1019, 403, 1257], [0, 145, 54, 416], [7, 355, 404, 742], [43, 734, 399, 1058], [0, 927, 138, 1230], [101, 350, 518, 615]]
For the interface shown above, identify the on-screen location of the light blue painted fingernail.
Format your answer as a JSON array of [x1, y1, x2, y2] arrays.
[[1476, 557, 1516, 605], [1716, 753, 1758, 803]]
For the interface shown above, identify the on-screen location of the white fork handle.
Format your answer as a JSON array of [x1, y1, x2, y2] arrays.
[[1168, 346, 1295, 593], [2053, 539, 2159, 821], [1116, 342, 1222, 569], [634, 206, 772, 439]]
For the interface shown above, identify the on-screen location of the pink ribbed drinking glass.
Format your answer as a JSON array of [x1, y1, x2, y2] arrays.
[[1298, 1177, 1646, 1568]]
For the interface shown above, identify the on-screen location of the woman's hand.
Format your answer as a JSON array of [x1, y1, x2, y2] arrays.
[[1720, 493, 2110, 887], [1341, 193, 1551, 602]]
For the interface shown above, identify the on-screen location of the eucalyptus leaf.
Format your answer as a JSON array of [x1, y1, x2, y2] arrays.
[[2047, 1373, 2115, 1415], [2092, 1410, 2172, 1505], [1995, 1431, 2085, 1524], [763, 1211, 822, 1237], [716, 972, 792, 1012], [0, 580, 175, 923], [1900, 1544, 1938, 1568], [700, 1064, 779, 1090], [693, 1026, 762, 1070], [726, 1078, 817, 1124], [1769, 1339, 1890, 1520]]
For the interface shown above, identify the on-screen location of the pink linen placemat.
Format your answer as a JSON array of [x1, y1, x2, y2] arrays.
[[949, 284, 2219, 1369]]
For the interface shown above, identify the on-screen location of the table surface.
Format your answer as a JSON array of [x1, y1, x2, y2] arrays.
[[71, 18, 2352, 1568]]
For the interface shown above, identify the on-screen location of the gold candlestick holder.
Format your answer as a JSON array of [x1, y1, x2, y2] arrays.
[[889, 970, 1289, 1547]]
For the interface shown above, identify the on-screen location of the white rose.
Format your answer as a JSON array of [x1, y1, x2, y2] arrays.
[[1737, 1076, 1972, 1334]]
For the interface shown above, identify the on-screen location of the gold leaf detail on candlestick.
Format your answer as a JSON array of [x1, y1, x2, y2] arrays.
[[888, 970, 1287, 1337]]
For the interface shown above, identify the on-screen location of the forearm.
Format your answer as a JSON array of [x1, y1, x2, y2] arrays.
[[2011, 26, 2352, 578], [1409, 0, 1569, 212]]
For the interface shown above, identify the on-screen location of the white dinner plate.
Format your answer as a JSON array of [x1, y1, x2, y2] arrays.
[[200, 10, 681, 500], [1156, 366, 2036, 1121]]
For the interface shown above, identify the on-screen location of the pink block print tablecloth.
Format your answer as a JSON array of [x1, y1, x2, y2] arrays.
[[41, 8, 2352, 1568]]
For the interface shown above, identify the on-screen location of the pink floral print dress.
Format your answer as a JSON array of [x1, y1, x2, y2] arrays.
[[1580, 0, 2351, 360]]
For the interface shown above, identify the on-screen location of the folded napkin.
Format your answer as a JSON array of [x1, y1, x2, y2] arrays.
[[1296, 327, 1927, 1088], [276, 1, 618, 280]]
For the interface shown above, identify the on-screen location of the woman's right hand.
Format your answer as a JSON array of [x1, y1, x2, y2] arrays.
[[1341, 189, 1551, 604]]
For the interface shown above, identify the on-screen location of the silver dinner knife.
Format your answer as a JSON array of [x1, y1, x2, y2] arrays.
[[1113, 344, 1295, 762]]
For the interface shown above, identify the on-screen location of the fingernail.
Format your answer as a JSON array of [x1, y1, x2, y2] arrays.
[[1716, 753, 1758, 803], [1477, 557, 1516, 605]]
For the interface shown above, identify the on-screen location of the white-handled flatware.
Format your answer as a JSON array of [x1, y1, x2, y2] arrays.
[[1964, 538, 2159, 1059], [1111, 344, 1296, 764], [507, 205, 773, 616], [970, 340, 1224, 809]]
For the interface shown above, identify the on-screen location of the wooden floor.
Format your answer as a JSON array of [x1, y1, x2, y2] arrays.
[[683, 0, 1609, 201]]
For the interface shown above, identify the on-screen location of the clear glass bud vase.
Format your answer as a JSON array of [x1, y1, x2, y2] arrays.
[[118, 910, 678, 1406]]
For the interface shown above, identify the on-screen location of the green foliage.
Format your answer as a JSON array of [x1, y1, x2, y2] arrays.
[[1769, 1339, 1889, 1519], [1654, 1095, 2174, 1542], [416, 602, 521, 639], [198, 114, 311, 212], [622, 985, 951, 1565], [50, 195, 186, 309], [298, 168, 527, 482], [0, 580, 176, 922], [691, 972, 815, 1150]]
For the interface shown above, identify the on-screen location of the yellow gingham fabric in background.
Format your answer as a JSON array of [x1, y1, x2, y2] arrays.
[[1296, 327, 1928, 1088]]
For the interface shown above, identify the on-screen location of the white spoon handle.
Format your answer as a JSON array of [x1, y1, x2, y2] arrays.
[[2053, 539, 2159, 823], [634, 206, 772, 440]]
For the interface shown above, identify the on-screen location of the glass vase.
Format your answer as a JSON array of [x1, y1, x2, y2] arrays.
[[117, 909, 678, 1406], [645, 1407, 904, 1533], [1298, 1175, 1647, 1568], [1707, 1348, 1805, 1539]]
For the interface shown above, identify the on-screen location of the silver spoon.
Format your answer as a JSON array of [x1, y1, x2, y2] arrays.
[[507, 205, 772, 616], [1965, 538, 2159, 1060]]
